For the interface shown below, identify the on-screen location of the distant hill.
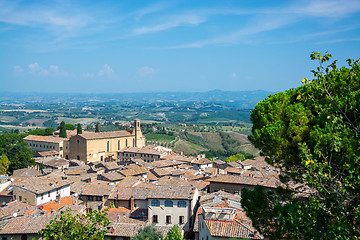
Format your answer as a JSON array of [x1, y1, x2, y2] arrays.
[[0, 90, 274, 109]]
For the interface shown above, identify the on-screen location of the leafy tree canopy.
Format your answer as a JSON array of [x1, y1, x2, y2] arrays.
[[58, 123, 76, 131], [0, 154, 10, 175], [242, 53, 360, 239], [165, 225, 183, 240], [131, 225, 164, 240], [39, 209, 110, 240], [0, 133, 35, 174]]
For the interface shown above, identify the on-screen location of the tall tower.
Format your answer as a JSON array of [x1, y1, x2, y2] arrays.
[[134, 119, 145, 148]]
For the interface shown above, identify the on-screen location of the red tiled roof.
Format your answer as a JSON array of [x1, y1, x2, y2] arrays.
[[24, 135, 66, 143]]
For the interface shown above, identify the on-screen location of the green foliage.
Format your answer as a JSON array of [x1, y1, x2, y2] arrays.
[[39, 209, 110, 240], [165, 225, 183, 240], [0, 133, 35, 174], [131, 225, 163, 240], [27, 127, 54, 136], [59, 121, 67, 138], [0, 154, 10, 175], [145, 133, 175, 142], [57, 123, 76, 130], [244, 53, 360, 239], [77, 123, 82, 134], [95, 123, 100, 133], [225, 153, 245, 162]]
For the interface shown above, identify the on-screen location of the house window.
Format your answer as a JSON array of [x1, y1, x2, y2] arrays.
[[107, 141, 110, 152], [166, 216, 171, 224], [151, 200, 160, 206], [133, 139, 135, 147], [164, 200, 173, 207], [48, 192, 50, 197], [88, 196, 94, 201], [77, 156, 80, 160], [77, 140, 80, 144], [118, 140, 120, 150], [60, 147, 63, 150], [153, 215, 158, 223], [96, 196, 102, 201], [125, 139, 128, 147], [14, 195, 16, 200], [41, 194, 44, 200], [178, 201, 187, 207], [179, 216, 184, 224], [19, 196, 22, 201]]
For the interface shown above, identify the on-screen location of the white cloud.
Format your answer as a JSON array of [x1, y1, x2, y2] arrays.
[[13, 65, 23, 75], [82, 72, 96, 78], [98, 64, 115, 77], [230, 73, 238, 78], [133, 15, 205, 35], [169, 0, 360, 48], [26, 62, 68, 77], [82, 64, 116, 79], [290, 0, 360, 18], [134, 3, 169, 20], [28, 62, 40, 73], [139, 66, 155, 78]]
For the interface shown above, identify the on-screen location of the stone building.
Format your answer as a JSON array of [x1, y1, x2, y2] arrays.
[[69, 119, 145, 163], [23, 135, 68, 158], [12, 177, 71, 206]]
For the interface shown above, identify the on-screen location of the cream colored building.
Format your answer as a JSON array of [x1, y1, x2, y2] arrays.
[[24, 135, 68, 158], [13, 177, 71, 206], [69, 119, 145, 163]]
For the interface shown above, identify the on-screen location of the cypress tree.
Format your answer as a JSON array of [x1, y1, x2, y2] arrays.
[[95, 123, 100, 133], [77, 123, 82, 134], [59, 121, 67, 138]]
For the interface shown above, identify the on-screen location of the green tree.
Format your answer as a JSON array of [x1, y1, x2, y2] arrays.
[[131, 225, 163, 240], [59, 121, 67, 138], [165, 225, 183, 240], [0, 154, 10, 175], [77, 123, 82, 134], [242, 53, 360, 239], [39, 209, 110, 240], [0, 133, 35, 174], [95, 123, 100, 133]]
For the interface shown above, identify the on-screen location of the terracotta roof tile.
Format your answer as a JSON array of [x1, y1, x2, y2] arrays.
[[13, 177, 71, 194], [78, 131, 131, 140], [24, 135, 65, 143], [81, 180, 114, 196]]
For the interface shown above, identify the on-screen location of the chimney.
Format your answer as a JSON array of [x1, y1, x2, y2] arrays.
[[130, 195, 135, 211]]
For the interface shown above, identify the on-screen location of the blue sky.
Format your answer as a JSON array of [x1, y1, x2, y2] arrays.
[[1, 0, 359, 93]]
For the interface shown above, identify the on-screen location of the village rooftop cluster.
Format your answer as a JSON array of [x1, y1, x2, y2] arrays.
[[0, 120, 311, 239]]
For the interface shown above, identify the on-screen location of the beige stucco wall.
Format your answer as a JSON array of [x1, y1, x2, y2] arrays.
[[70, 135, 136, 163], [25, 140, 64, 157], [13, 186, 36, 205], [148, 199, 190, 230]]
